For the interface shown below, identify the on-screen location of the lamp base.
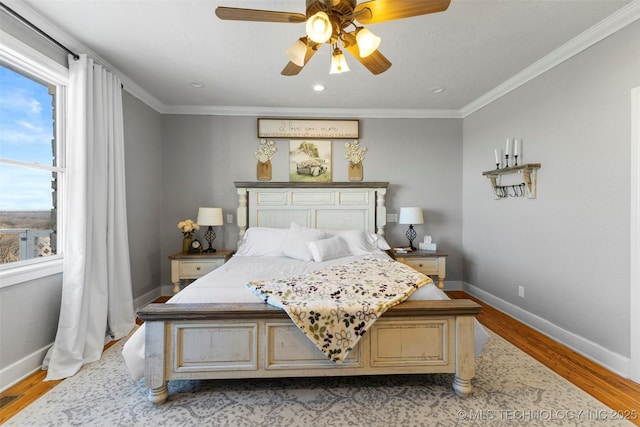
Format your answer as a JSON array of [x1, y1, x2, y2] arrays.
[[204, 226, 217, 253], [406, 225, 417, 251]]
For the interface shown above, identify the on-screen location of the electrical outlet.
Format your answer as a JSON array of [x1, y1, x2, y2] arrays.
[[226, 214, 233, 224], [518, 285, 525, 298], [387, 213, 398, 223]]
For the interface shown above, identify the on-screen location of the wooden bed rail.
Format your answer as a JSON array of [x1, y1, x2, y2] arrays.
[[137, 299, 482, 321]]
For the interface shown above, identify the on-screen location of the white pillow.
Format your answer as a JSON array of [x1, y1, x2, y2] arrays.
[[281, 223, 326, 261], [368, 233, 391, 250], [235, 227, 288, 257], [326, 229, 378, 255], [308, 236, 351, 262]]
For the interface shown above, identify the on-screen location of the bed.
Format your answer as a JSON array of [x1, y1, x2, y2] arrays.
[[124, 182, 488, 404]]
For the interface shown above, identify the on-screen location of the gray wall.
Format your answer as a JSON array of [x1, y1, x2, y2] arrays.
[[159, 116, 464, 291], [123, 92, 163, 304], [462, 21, 640, 366], [0, 273, 62, 386]]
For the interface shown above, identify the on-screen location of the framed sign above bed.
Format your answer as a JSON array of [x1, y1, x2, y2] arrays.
[[258, 118, 359, 139]]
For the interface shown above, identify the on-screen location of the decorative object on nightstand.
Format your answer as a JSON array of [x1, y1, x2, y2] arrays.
[[399, 207, 423, 251], [418, 235, 437, 252], [255, 139, 276, 181], [189, 238, 203, 253], [197, 207, 224, 252], [344, 140, 367, 181], [177, 218, 200, 253]]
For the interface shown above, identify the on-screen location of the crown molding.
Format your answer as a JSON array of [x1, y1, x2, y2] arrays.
[[160, 104, 462, 119], [460, 0, 640, 118]]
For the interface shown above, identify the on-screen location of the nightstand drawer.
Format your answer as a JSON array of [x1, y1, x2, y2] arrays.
[[179, 260, 223, 277], [402, 258, 439, 274]]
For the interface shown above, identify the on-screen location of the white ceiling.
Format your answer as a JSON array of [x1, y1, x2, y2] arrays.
[[12, 0, 636, 116]]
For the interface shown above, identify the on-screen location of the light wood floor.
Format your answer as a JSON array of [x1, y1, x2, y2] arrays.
[[1, 292, 639, 425]]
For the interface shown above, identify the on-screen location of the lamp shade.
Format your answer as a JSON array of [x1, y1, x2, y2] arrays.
[[356, 28, 381, 58], [305, 11, 332, 43], [398, 207, 424, 225], [196, 207, 223, 226], [329, 48, 350, 74], [285, 38, 307, 67]]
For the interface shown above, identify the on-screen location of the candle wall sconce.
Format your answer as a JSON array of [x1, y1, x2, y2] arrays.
[[498, 138, 522, 168], [482, 163, 541, 199]]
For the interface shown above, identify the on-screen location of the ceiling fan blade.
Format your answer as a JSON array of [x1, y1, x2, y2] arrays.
[[344, 45, 392, 75], [281, 62, 305, 76], [342, 33, 391, 75], [354, 0, 451, 25], [281, 39, 320, 76], [215, 7, 306, 23]]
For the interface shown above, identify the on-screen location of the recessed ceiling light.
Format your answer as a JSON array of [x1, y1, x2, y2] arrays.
[[430, 86, 446, 94], [189, 81, 204, 88], [313, 84, 325, 92]]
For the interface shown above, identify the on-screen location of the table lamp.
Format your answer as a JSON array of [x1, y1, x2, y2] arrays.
[[196, 207, 223, 252], [398, 207, 424, 250]]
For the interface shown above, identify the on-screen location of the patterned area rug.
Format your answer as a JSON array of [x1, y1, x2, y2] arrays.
[[6, 330, 632, 427]]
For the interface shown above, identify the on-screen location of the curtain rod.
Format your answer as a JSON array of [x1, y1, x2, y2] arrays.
[[0, 2, 80, 60]]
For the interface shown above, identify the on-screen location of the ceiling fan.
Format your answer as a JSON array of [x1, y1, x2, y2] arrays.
[[215, 0, 451, 76]]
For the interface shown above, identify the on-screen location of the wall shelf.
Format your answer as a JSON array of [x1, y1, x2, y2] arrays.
[[482, 163, 541, 199]]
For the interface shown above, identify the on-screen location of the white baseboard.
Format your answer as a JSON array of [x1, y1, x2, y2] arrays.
[[0, 344, 51, 392], [133, 287, 163, 312], [463, 281, 630, 379]]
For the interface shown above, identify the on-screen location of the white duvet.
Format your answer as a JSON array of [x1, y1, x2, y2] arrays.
[[122, 252, 489, 380]]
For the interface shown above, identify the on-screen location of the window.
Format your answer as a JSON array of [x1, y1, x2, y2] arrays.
[[0, 33, 67, 284]]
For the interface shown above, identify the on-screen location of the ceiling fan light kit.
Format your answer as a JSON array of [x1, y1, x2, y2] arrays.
[[329, 47, 350, 74], [285, 38, 308, 67], [215, 0, 451, 76], [355, 27, 380, 58], [306, 11, 333, 43]]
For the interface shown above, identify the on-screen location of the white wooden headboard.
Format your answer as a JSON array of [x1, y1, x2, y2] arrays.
[[234, 182, 388, 245]]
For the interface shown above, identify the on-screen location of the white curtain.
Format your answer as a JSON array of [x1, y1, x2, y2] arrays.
[[43, 54, 135, 380]]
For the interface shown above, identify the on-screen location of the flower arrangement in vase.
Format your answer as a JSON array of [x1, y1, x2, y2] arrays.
[[177, 219, 199, 252], [255, 139, 276, 181], [345, 140, 367, 181]]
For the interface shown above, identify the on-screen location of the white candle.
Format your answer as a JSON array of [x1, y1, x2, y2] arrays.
[[505, 138, 510, 156], [494, 149, 499, 164], [514, 139, 519, 156]]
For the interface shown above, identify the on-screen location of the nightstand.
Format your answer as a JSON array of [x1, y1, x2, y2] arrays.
[[390, 249, 448, 290], [168, 250, 233, 294]]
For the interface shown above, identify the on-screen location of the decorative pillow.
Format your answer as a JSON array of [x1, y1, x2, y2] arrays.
[[308, 235, 351, 262], [326, 229, 378, 255], [281, 223, 326, 261], [235, 227, 288, 257]]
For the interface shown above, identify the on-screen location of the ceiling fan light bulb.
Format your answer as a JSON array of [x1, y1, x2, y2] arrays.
[[356, 28, 381, 58], [306, 12, 332, 43], [330, 49, 349, 74], [285, 39, 307, 67]]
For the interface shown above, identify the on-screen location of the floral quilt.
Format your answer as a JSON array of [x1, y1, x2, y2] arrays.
[[247, 257, 432, 363]]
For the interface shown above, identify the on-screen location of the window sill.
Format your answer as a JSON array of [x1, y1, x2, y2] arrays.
[[0, 256, 63, 289]]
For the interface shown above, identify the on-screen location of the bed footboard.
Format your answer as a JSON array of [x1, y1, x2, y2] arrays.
[[137, 299, 482, 404]]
